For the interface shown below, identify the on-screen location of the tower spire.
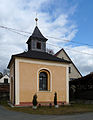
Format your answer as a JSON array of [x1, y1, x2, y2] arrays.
[[35, 13, 38, 26]]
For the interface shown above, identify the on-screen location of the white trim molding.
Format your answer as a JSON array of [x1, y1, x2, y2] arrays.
[[9, 63, 14, 102], [17, 58, 69, 67], [37, 68, 52, 92], [66, 66, 69, 103], [15, 59, 20, 105]]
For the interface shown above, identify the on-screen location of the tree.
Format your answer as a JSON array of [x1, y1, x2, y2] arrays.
[[24, 49, 27, 52], [46, 48, 54, 55], [0, 72, 3, 79], [3, 69, 10, 76]]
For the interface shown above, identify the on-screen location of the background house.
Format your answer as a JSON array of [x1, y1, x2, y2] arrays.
[[0, 75, 10, 101], [0, 74, 10, 84], [55, 48, 82, 81]]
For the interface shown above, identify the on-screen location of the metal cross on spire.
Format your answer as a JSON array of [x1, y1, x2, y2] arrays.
[[35, 13, 38, 26]]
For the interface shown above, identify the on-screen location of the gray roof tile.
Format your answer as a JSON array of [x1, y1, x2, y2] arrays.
[[27, 26, 47, 43], [8, 50, 70, 68]]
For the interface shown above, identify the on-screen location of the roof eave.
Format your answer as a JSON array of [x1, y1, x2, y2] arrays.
[[9, 55, 71, 64], [26, 36, 48, 44], [7, 55, 15, 69]]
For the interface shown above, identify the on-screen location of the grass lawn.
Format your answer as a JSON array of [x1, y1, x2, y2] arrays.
[[1, 101, 93, 115]]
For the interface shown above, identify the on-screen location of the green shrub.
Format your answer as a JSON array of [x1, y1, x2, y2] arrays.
[[49, 103, 52, 108], [54, 92, 57, 105], [32, 94, 37, 106]]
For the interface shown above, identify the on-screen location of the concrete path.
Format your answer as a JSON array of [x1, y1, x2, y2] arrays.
[[0, 105, 93, 120]]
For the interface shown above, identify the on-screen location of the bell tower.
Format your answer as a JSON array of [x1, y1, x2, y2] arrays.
[[26, 18, 48, 52]]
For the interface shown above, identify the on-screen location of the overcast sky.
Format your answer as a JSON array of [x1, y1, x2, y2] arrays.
[[0, 0, 93, 76]]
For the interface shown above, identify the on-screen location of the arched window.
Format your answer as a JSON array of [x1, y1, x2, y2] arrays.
[[39, 72, 48, 90], [39, 69, 51, 91]]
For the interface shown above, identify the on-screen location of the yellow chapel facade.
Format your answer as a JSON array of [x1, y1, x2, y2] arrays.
[[8, 24, 70, 106]]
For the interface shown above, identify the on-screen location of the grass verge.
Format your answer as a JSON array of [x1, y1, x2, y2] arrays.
[[1, 102, 93, 115]]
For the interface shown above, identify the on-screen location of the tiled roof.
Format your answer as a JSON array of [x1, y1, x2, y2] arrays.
[[8, 50, 70, 68], [27, 26, 48, 43]]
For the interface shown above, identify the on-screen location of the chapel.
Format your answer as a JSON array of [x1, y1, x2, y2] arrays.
[[8, 18, 70, 106]]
